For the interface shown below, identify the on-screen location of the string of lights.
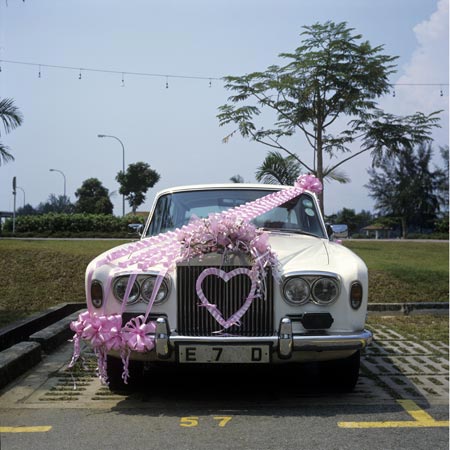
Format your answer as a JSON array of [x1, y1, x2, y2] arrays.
[[0, 58, 448, 94], [0, 59, 221, 87]]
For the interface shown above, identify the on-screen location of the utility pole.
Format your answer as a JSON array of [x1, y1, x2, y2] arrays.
[[12, 176, 16, 234]]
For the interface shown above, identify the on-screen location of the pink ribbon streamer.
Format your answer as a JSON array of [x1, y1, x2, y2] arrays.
[[72, 174, 323, 381]]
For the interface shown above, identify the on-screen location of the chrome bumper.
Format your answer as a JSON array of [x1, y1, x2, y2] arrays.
[[155, 317, 373, 360]]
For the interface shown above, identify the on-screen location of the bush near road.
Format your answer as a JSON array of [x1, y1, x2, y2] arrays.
[[0, 239, 448, 327]]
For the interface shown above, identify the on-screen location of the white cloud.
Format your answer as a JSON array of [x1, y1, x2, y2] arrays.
[[392, 0, 448, 118]]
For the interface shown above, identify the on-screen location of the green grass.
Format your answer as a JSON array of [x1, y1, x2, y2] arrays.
[[0, 239, 128, 327], [344, 241, 449, 303], [0, 239, 448, 327], [367, 315, 449, 344]]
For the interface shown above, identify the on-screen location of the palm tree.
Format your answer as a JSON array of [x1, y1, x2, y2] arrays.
[[0, 98, 24, 166], [255, 151, 350, 186]]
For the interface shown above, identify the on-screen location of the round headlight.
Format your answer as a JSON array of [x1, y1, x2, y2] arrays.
[[283, 277, 310, 305], [311, 278, 339, 304], [113, 276, 140, 304], [141, 276, 169, 305]]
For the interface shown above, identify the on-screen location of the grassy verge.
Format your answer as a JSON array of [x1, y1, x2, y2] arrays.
[[0, 239, 448, 327], [344, 241, 449, 303], [0, 239, 128, 327], [367, 315, 449, 345]]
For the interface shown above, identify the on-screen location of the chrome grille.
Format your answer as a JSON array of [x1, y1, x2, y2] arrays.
[[177, 265, 274, 336]]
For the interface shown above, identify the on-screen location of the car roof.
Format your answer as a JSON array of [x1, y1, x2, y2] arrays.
[[154, 183, 288, 197]]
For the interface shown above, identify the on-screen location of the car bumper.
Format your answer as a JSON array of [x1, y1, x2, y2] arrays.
[[154, 316, 373, 361]]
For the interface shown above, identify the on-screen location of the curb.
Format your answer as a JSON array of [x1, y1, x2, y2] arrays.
[[0, 341, 41, 390], [29, 311, 83, 353], [368, 302, 448, 315], [0, 302, 85, 352]]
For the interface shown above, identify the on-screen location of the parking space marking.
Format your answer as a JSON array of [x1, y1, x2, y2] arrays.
[[0, 426, 52, 433], [338, 400, 449, 428]]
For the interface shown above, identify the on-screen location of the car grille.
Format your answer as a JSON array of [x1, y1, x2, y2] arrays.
[[177, 265, 274, 336]]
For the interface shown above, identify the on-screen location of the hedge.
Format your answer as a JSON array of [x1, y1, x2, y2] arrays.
[[1, 213, 146, 237]]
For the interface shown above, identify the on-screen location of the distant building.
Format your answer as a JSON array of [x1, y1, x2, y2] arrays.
[[362, 224, 393, 239]]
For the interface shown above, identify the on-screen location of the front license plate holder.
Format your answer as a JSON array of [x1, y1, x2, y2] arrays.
[[178, 344, 270, 364]]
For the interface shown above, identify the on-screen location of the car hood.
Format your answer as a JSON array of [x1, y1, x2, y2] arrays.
[[267, 232, 330, 271], [89, 232, 334, 277]]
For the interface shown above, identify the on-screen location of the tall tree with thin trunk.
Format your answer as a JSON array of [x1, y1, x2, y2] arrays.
[[218, 21, 440, 212]]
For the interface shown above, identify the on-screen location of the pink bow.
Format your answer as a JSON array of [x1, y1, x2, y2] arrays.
[[122, 316, 156, 352], [82, 315, 108, 348], [100, 314, 124, 351], [294, 174, 323, 194]]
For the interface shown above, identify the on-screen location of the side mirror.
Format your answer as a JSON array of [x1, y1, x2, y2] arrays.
[[327, 224, 348, 240], [326, 224, 334, 238], [128, 223, 144, 237]]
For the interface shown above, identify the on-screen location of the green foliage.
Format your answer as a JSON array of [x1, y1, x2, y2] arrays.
[[1, 213, 145, 237], [218, 21, 440, 211], [116, 161, 160, 213], [256, 151, 301, 185], [75, 178, 113, 214], [326, 208, 373, 235], [0, 97, 24, 165], [366, 144, 441, 237]]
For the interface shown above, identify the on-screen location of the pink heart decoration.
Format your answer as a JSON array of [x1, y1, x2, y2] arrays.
[[195, 267, 257, 329]]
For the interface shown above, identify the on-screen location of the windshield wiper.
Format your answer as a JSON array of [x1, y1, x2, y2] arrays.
[[261, 227, 321, 238]]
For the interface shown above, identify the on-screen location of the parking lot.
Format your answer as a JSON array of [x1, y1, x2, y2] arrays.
[[0, 321, 448, 450]]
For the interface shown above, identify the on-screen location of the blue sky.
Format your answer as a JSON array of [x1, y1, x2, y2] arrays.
[[0, 0, 448, 215]]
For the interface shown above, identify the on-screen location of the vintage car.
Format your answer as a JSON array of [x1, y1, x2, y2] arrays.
[[75, 178, 372, 391]]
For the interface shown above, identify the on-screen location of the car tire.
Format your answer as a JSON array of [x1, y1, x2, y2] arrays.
[[320, 350, 360, 392], [106, 355, 143, 391]]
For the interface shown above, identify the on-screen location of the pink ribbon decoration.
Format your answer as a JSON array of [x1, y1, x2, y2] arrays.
[[73, 174, 324, 380], [122, 315, 156, 352], [99, 314, 124, 351], [69, 310, 92, 368], [196, 267, 258, 329], [294, 173, 323, 194]]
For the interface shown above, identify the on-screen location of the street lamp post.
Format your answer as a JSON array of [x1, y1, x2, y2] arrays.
[[49, 168, 67, 198], [97, 134, 126, 216]]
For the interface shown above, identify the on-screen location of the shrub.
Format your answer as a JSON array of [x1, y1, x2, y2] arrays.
[[1, 213, 146, 237]]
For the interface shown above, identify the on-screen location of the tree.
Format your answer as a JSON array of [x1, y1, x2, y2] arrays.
[[217, 21, 440, 211], [256, 151, 301, 185], [434, 146, 449, 216], [116, 162, 160, 214], [230, 174, 245, 183], [328, 208, 373, 235], [255, 150, 350, 186], [74, 178, 114, 215], [0, 98, 23, 166], [37, 194, 75, 214], [365, 144, 440, 238]]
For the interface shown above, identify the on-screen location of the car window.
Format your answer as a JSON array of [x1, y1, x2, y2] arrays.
[[146, 189, 326, 238]]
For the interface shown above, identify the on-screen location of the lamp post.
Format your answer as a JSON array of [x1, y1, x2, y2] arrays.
[[49, 168, 67, 198], [97, 134, 126, 216]]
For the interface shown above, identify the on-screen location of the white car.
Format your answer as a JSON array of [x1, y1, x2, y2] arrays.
[[74, 179, 372, 391]]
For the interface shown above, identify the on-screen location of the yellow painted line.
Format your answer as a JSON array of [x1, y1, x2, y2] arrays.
[[0, 426, 52, 433], [338, 400, 449, 429]]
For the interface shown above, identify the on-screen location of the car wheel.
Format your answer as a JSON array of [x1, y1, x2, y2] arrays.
[[106, 355, 143, 391], [320, 350, 360, 392]]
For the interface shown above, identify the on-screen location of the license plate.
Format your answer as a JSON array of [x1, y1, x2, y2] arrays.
[[178, 345, 270, 364]]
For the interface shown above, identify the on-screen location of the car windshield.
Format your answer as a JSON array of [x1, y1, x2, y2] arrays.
[[145, 188, 326, 238]]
